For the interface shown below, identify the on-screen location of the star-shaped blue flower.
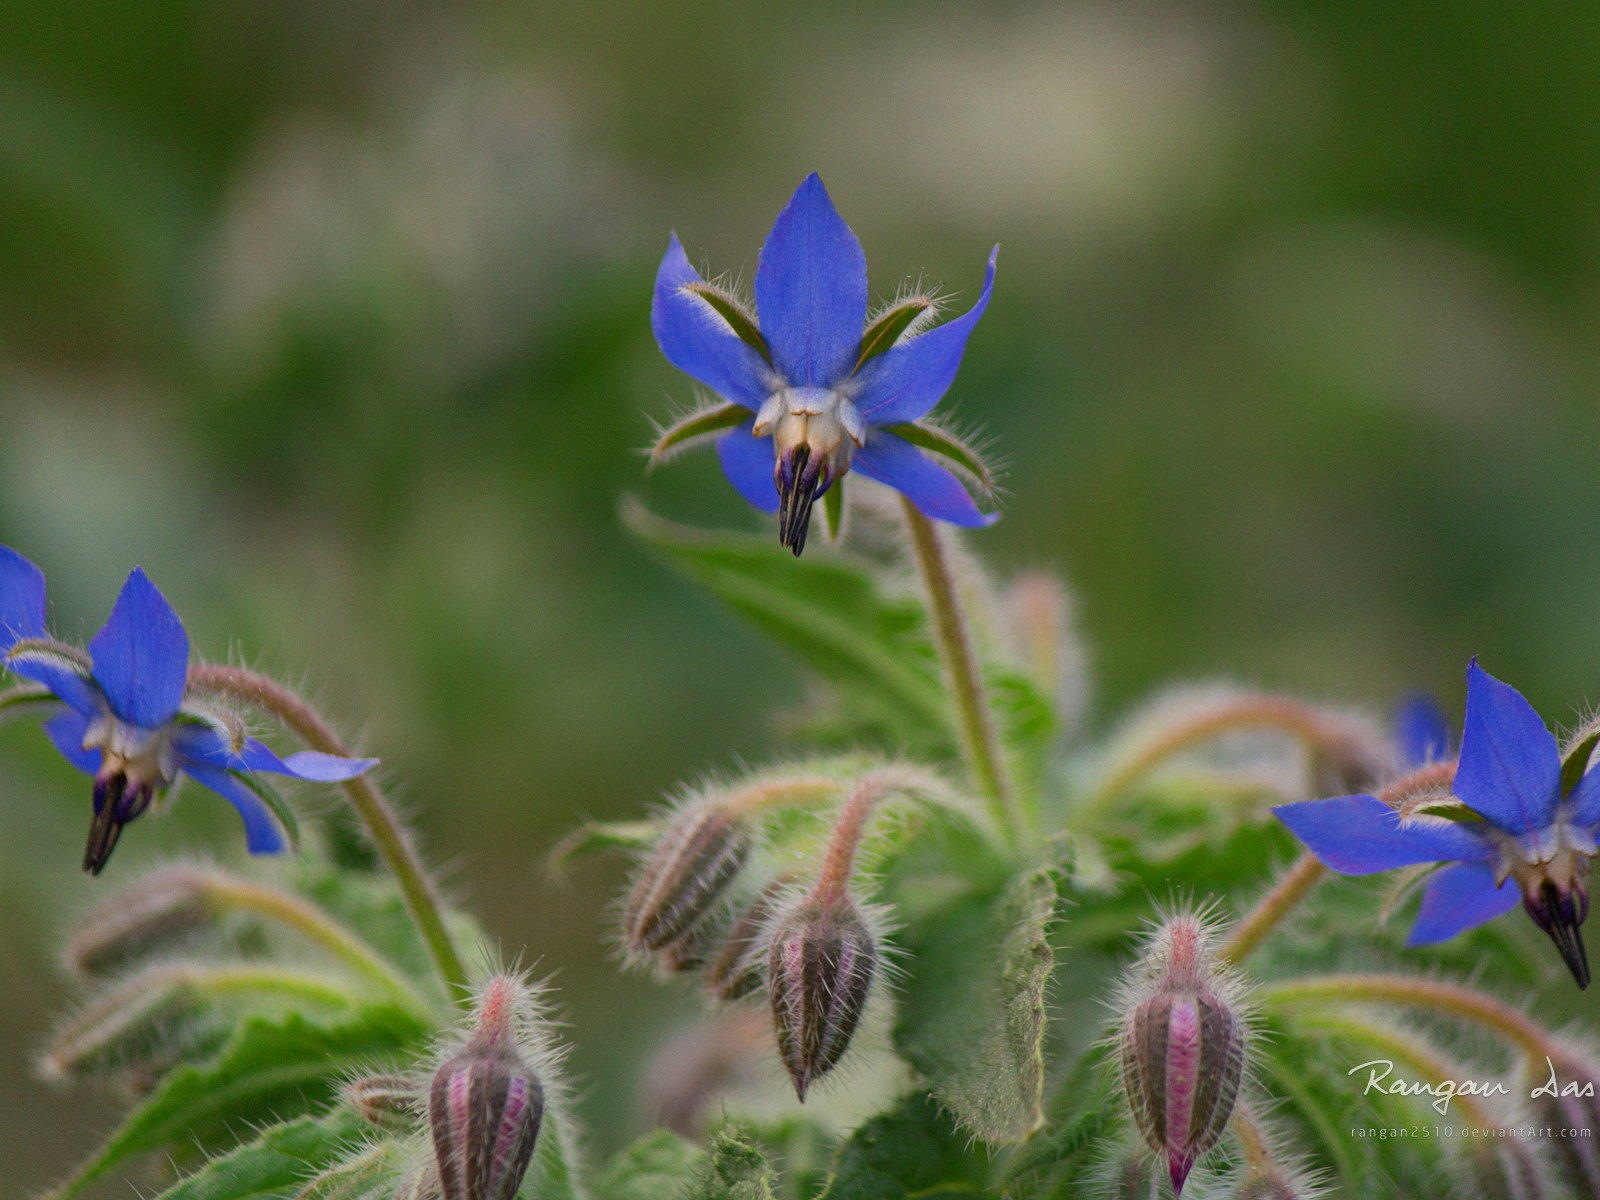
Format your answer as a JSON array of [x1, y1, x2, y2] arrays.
[[652, 173, 999, 554], [1276, 661, 1600, 987], [0, 546, 375, 874]]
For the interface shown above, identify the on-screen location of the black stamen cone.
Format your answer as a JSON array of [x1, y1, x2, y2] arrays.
[[1525, 881, 1590, 989], [776, 447, 826, 557], [84, 774, 152, 876]]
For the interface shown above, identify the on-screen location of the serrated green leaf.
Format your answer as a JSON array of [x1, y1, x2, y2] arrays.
[[816, 1094, 990, 1200], [680, 1129, 776, 1200], [48, 1005, 428, 1198], [893, 865, 1059, 1144], [139, 1114, 368, 1200], [650, 402, 750, 463], [624, 503, 948, 732], [595, 1130, 706, 1200]]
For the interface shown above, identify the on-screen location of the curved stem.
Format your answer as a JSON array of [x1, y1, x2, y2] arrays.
[[900, 500, 1021, 845], [1262, 973, 1555, 1063], [1220, 852, 1326, 965], [812, 771, 903, 906], [200, 873, 435, 1015], [186, 664, 469, 1001]]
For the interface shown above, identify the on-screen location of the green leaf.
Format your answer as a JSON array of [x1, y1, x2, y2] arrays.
[[294, 1139, 411, 1199], [817, 1094, 991, 1199], [47, 1005, 428, 1198], [595, 1130, 706, 1200], [680, 1129, 777, 1200], [624, 503, 948, 733], [821, 477, 845, 542], [650, 402, 751, 464], [893, 865, 1060, 1144], [853, 299, 935, 370], [138, 1114, 367, 1200], [680, 282, 771, 362], [522, 1112, 587, 1200], [882, 422, 996, 496]]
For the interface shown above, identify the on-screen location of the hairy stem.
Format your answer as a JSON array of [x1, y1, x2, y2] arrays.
[[900, 499, 1020, 844], [186, 664, 469, 1001], [1263, 973, 1555, 1063], [812, 771, 903, 906]]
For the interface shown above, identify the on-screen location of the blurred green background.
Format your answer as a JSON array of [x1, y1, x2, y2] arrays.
[[3, 0, 1600, 1189]]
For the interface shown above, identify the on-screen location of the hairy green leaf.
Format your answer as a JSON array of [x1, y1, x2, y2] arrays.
[[0, 682, 59, 723], [817, 1094, 990, 1199], [140, 1114, 368, 1200], [893, 865, 1059, 1144], [48, 1005, 427, 1198], [595, 1130, 705, 1200], [681, 1129, 777, 1200]]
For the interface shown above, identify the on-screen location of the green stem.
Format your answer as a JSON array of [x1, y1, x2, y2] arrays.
[[200, 872, 434, 1015], [1262, 973, 1555, 1063], [186, 664, 470, 1002], [900, 499, 1021, 845]]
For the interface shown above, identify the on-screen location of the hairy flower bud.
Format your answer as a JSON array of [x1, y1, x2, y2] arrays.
[[705, 879, 788, 1002], [41, 968, 208, 1079], [341, 1072, 420, 1131], [1117, 914, 1249, 1196], [766, 890, 878, 1100], [623, 801, 752, 956], [1523, 1046, 1600, 1196], [429, 977, 545, 1200], [63, 865, 214, 977]]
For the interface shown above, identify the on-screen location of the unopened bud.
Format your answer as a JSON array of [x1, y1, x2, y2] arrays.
[[42, 968, 208, 1079], [623, 802, 751, 955], [705, 880, 787, 1002], [341, 1072, 419, 1131], [1117, 914, 1249, 1196], [64, 865, 215, 977], [1524, 1048, 1600, 1197], [429, 977, 545, 1200], [766, 890, 877, 1100]]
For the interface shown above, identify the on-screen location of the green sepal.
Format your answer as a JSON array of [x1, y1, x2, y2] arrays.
[[821, 478, 846, 542], [883, 422, 997, 496], [650, 402, 750, 464], [0, 683, 60, 723], [547, 819, 658, 875], [230, 771, 301, 853], [1561, 717, 1600, 795], [853, 298, 935, 371], [5, 636, 95, 685], [680, 282, 771, 362]]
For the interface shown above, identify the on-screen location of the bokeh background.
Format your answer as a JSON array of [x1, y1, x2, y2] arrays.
[[4, 0, 1600, 1189]]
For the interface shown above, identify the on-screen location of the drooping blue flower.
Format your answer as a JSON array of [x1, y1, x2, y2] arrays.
[[0, 547, 375, 874], [651, 173, 999, 554], [1276, 661, 1599, 987]]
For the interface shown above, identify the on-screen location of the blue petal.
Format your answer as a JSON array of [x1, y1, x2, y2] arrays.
[[1452, 660, 1561, 835], [1273, 794, 1490, 874], [754, 174, 867, 387], [852, 430, 995, 528], [854, 247, 998, 425], [43, 708, 101, 775], [652, 234, 772, 409], [173, 730, 376, 782], [716, 420, 779, 514], [7, 648, 104, 715], [88, 568, 190, 729], [1569, 765, 1600, 830], [0, 546, 46, 652], [1407, 861, 1520, 945], [1394, 691, 1452, 768], [184, 765, 289, 855]]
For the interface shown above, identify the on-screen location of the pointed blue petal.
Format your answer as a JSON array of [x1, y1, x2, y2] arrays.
[[854, 247, 998, 425], [0, 546, 46, 652], [173, 731, 376, 782], [43, 708, 100, 775], [1407, 861, 1520, 945], [1569, 765, 1600, 829], [185, 765, 289, 855], [653, 234, 772, 408], [716, 420, 779, 514], [754, 174, 867, 387], [1452, 660, 1561, 835], [88, 568, 190, 729], [1394, 691, 1452, 768], [1273, 794, 1490, 874], [852, 430, 995, 528], [7, 648, 104, 715]]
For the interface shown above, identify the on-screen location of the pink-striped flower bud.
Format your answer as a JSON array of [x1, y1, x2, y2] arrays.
[[766, 890, 878, 1100], [1117, 914, 1250, 1197], [341, 1072, 419, 1131], [429, 977, 545, 1200], [623, 801, 752, 956], [705, 878, 788, 1002], [1525, 1045, 1600, 1196]]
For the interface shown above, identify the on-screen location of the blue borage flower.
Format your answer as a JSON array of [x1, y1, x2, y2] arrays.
[[651, 173, 999, 555], [0, 546, 375, 874], [1277, 661, 1600, 987]]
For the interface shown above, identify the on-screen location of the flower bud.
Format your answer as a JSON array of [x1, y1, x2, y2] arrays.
[[1117, 914, 1249, 1196], [429, 977, 545, 1200], [341, 1072, 419, 1131], [766, 890, 878, 1100], [705, 879, 788, 1002], [63, 865, 215, 977], [41, 968, 209, 1079], [623, 801, 751, 955], [1523, 1046, 1600, 1196]]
